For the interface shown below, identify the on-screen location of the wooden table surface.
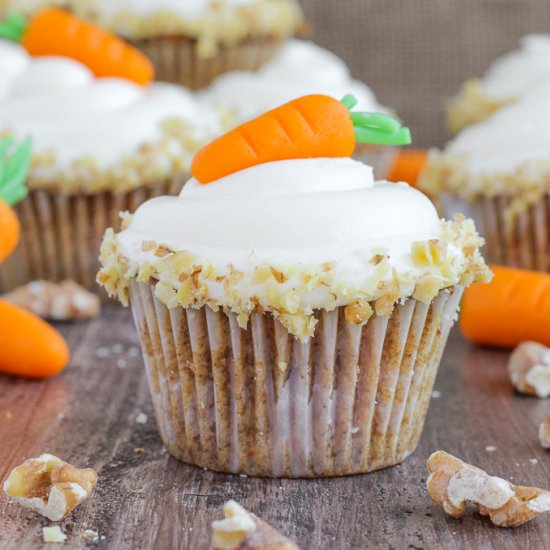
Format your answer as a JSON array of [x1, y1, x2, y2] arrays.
[[1, 306, 550, 550]]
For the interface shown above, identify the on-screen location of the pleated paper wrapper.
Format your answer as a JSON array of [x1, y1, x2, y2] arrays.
[[133, 36, 285, 90], [441, 193, 550, 272], [129, 279, 463, 478], [0, 180, 184, 295]]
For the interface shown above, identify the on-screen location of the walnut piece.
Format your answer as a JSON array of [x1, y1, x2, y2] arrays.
[[3, 454, 98, 521], [508, 342, 550, 398], [43, 526, 67, 543], [427, 451, 550, 527], [211, 500, 299, 550], [3, 280, 100, 321], [539, 417, 550, 449]]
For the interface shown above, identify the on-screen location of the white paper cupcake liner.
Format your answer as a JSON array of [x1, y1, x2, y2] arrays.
[[0, 180, 184, 295], [441, 193, 550, 271], [129, 279, 463, 478], [133, 36, 284, 90]]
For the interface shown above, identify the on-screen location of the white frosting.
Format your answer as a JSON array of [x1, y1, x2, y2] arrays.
[[0, 39, 221, 173], [480, 34, 550, 101], [200, 40, 386, 124], [81, 0, 256, 19], [448, 77, 550, 175], [117, 158, 448, 306]]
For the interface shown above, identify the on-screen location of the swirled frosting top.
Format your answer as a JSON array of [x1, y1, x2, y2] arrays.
[[200, 40, 387, 123], [0, 39, 222, 193], [99, 158, 490, 339]]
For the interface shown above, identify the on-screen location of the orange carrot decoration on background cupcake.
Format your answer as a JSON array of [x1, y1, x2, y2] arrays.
[[0, 137, 31, 263], [192, 94, 411, 184], [461, 265, 550, 348], [0, 137, 69, 378], [0, 9, 154, 85]]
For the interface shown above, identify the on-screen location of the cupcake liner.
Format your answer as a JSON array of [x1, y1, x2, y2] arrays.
[[129, 279, 463, 478], [441, 193, 550, 271], [132, 36, 284, 90], [0, 180, 184, 295], [354, 145, 397, 181]]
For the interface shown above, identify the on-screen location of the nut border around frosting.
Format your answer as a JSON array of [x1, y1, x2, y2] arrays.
[[13, 117, 228, 195], [446, 79, 514, 134], [420, 149, 550, 219], [97, 214, 491, 341], [71, 0, 304, 58]]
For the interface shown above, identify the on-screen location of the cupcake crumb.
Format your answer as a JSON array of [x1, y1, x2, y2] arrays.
[[136, 413, 147, 424], [43, 526, 66, 544]]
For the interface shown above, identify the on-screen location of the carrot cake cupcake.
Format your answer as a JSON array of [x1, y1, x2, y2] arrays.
[[422, 78, 550, 271], [200, 39, 396, 177], [98, 94, 490, 477], [0, 36, 223, 293], [70, 0, 304, 89], [447, 34, 550, 133]]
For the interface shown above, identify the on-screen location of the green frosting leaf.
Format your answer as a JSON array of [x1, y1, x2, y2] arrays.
[[0, 137, 32, 206], [341, 94, 412, 147], [0, 13, 27, 43]]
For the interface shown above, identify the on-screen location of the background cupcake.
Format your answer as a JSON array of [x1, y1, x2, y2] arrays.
[[422, 79, 550, 272], [70, 0, 304, 90], [0, 37, 222, 293], [200, 39, 397, 177], [99, 98, 490, 477], [447, 34, 550, 134]]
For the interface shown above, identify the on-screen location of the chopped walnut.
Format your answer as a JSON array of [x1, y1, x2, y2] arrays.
[[3, 280, 100, 321], [411, 240, 447, 267], [43, 526, 67, 543], [539, 417, 550, 449], [508, 342, 550, 398], [211, 500, 299, 550], [427, 451, 550, 527], [141, 240, 157, 252], [344, 301, 374, 325], [154, 245, 174, 258], [3, 454, 97, 521]]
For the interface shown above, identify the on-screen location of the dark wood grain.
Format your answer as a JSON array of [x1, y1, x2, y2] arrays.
[[1, 306, 550, 549]]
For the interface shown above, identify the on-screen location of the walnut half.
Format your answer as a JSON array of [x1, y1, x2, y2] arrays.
[[3, 454, 97, 521], [211, 500, 299, 550], [427, 451, 550, 527]]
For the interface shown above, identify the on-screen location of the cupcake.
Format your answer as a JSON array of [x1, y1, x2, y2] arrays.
[[0, 38, 222, 293], [98, 95, 490, 477], [70, 0, 304, 90], [447, 34, 550, 134], [200, 39, 396, 178], [422, 79, 550, 272]]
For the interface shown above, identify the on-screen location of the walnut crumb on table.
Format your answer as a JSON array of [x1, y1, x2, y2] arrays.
[[3, 454, 97, 521], [427, 451, 550, 527], [211, 500, 300, 550], [43, 526, 67, 544], [539, 417, 550, 449]]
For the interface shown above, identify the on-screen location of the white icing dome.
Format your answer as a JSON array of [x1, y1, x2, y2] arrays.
[[200, 40, 387, 124]]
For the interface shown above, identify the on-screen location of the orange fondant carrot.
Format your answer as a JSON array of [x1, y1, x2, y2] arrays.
[[387, 149, 428, 187], [0, 200, 19, 263], [0, 137, 31, 262], [191, 94, 411, 184], [461, 265, 550, 348], [0, 298, 69, 378], [0, 10, 154, 85]]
